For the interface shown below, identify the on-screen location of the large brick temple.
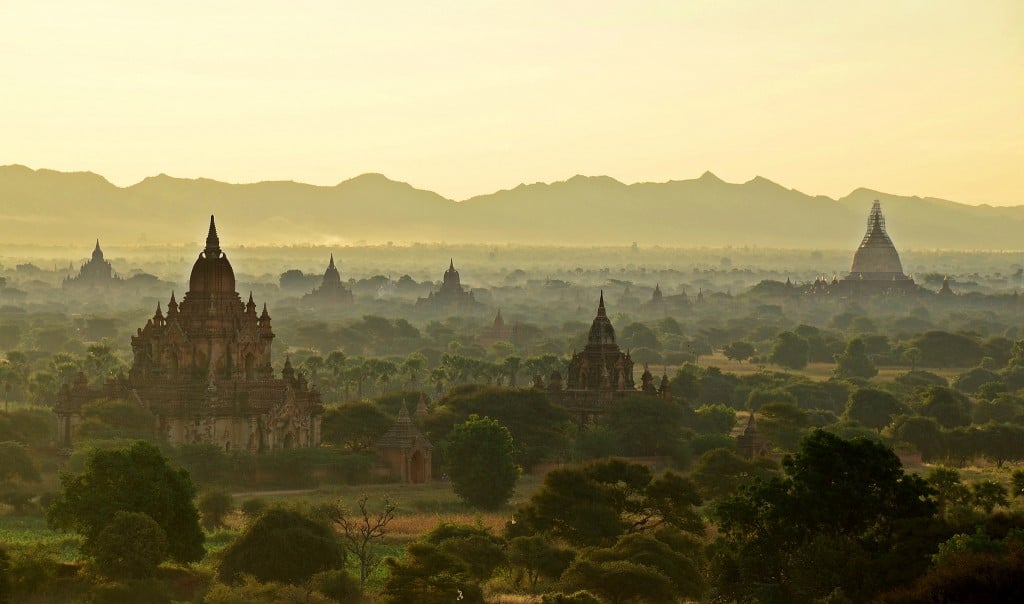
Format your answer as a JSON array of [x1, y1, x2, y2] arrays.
[[55, 216, 323, 451]]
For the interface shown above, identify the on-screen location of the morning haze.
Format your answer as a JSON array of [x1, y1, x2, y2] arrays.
[[4, 2, 1024, 604]]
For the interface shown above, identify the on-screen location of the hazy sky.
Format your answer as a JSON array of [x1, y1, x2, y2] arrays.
[[1, 1, 1021, 204]]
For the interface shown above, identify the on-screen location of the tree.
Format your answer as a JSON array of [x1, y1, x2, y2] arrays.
[[380, 541, 484, 604], [424, 386, 571, 469], [0, 441, 40, 484], [511, 459, 702, 547], [910, 331, 984, 368], [508, 535, 575, 591], [423, 522, 507, 582], [689, 404, 739, 435], [560, 558, 675, 604], [834, 338, 878, 379], [714, 430, 937, 601], [218, 507, 345, 585], [975, 423, 1024, 468], [925, 467, 971, 513], [889, 415, 945, 462], [198, 490, 234, 530], [771, 331, 809, 370], [578, 530, 704, 600], [74, 398, 157, 441], [1013, 469, 1024, 499], [445, 416, 519, 509], [723, 341, 756, 363], [843, 388, 907, 431], [46, 441, 204, 564], [599, 396, 685, 458], [319, 495, 396, 587], [321, 403, 393, 453], [914, 386, 972, 429], [971, 481, 1010, 514], [688, 448, 777, 500], [92, 511, 168, 579]]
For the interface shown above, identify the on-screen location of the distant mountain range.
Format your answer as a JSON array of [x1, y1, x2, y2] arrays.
[[0, 164, 1020, 250]]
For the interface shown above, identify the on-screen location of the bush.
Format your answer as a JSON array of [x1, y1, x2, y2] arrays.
[[541, 591, 601, 604], [240, 498, 267, 519], [198, 491, 234, 530], [311, 569, 362, 602], [93, 511, 168, 579], [205, 576, 335, 604], [218, 507, 345, 585], [88, 578, 172, 604]]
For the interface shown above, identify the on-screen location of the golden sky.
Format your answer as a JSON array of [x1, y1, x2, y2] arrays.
[[1, 1, 1021, 204]]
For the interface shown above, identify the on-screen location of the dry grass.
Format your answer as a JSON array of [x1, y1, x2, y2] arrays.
[[229, 473, 546, 544], [386, 511, 511, 543], [695, 351, 966, 383]]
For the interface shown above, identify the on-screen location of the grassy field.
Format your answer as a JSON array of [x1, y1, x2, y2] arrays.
[[695, 351, 967, 383]]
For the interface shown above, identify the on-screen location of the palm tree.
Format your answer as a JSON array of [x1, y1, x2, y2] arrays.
[[401, 352, 427, 388], [502, 356, 522, 388]]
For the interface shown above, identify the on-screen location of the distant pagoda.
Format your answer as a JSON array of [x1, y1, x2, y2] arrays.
[[415, 259, 483, 312], [832, 201, 918, 295], [303, 254, 353, 306], [62, 240, 123, 290], [548, 293, 670, 425]]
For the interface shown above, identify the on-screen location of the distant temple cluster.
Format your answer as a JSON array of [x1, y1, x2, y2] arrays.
[[55, 217, 323, 452], [47, 199, 976, 477]]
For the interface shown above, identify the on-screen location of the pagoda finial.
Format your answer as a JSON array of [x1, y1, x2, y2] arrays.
[[597, 290, 606, 316], [449, 258, 455, 271], [169, 291, 176, 304], [328, 253, 336, 270], [205, 215, 220, 254]]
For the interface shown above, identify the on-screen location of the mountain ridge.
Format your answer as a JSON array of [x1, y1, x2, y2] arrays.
[[0, 164, 1021, 250]]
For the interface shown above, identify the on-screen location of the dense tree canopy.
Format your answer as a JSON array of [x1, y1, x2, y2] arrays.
[[511, 459, 702, 547], [713, 430, 937, 602], [46, 441, 204, 564], [424, 386, 570, 469]]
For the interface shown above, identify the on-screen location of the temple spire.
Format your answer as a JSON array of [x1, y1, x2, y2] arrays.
[[205, 215, 221, 254], [449, 258, 455, 271], [328, 254, 336, 270], [597, 290, 606, 317]]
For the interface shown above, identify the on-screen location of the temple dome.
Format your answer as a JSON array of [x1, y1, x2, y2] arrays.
[[846, 201, 908, 280], [188, 216, 236, 294]]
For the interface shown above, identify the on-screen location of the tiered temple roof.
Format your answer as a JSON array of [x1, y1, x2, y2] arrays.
[[55, 216, 322, 452]]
